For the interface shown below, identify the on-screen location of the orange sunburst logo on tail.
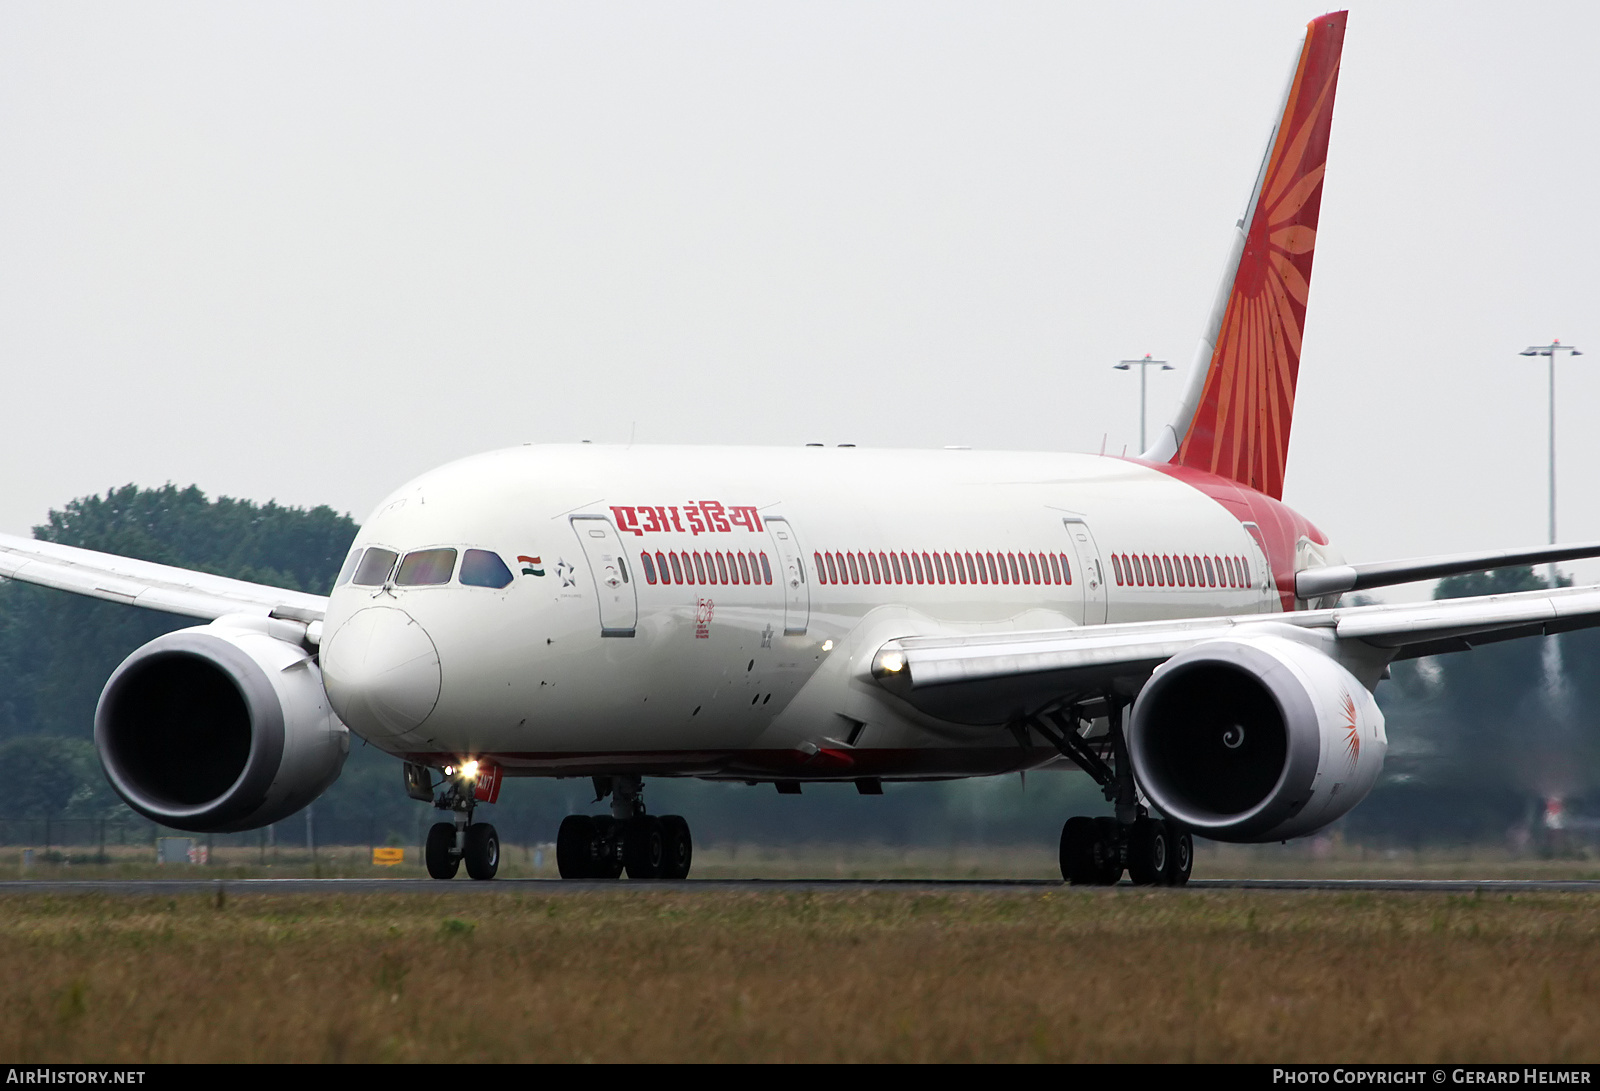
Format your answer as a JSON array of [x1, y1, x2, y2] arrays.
[[1174, 13, 1345, 500], [1340, 690, 1360, 771]]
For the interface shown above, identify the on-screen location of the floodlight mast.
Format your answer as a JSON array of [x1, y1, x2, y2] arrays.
[[1519, 340, 1583, 582], [1113, 354, 1173, 454]]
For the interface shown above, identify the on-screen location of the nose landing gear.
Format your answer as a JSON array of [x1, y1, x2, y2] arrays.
[[415, 763, 500, 881], [555, 775, 693, 880]]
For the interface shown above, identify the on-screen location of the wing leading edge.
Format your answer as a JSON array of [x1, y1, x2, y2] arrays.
[[868, 583, 1600, 725], [0, 532, 327, 636]]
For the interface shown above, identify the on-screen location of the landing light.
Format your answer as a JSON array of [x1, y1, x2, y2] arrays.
[[821, 640, 834, 652], [879, 651, 906, 674], [462, 760, 480, 780], [442, 764, 455, 776]]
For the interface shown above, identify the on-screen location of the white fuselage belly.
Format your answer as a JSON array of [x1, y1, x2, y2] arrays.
[[319, 444, 1288, 780]]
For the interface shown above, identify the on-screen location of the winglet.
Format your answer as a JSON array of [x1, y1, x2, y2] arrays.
[[1145, 11, 1347, 500]]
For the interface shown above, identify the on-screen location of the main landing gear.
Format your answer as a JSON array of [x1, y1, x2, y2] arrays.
[[1019, 698, 1194, 887], [421, 769, 500, 881], [556, 775, 693, 880]]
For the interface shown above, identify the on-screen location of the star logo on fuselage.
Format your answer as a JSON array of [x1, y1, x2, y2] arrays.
[[556, 559, 576, 588]]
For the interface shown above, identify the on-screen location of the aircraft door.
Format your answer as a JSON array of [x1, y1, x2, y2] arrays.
[[1062, 518, 1108, 625], [570, 516, 638, 637], [764, 517, 810, 635]]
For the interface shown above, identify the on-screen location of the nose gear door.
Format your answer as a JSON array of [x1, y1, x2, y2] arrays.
[[570, 516, 637, 637], [1062, 517, 1108, 625], [764, 516, 810, 635]]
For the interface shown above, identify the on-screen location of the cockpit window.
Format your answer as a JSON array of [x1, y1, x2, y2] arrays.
[[351, 547, 399, 587], [396, 548, 458, 586], [460, 549, 513, 589], [334, 548, 363, 588]]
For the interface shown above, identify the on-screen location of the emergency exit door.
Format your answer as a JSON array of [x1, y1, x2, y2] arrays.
[[570, 516, 637, 637], [1062, 517, 1108, 625], [764, 516, 810, 635]]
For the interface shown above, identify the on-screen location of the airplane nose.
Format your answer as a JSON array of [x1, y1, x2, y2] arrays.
[[320, 606, 441, 739]]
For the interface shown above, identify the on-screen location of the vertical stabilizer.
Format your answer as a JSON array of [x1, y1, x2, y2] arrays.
[[1145, 12, 1346, 500]]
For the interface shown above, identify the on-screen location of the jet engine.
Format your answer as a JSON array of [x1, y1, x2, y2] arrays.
[[95, 619, 349, 833], [1126, 634, 1386, 843]]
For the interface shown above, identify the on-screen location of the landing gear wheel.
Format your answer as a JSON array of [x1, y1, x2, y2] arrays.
[[1059, 816, 1097, 884], [1092, 817, 1123, 885], [556, 814, 596, 879], [1165, 821, 1193, 886], [623, 815, 665, 879], [659, 815, 692, 880], [591, 816, 624, 879], [1127, 817, 1170, 886], [425, 822, 459, 880], [464, 822, 500, 880]]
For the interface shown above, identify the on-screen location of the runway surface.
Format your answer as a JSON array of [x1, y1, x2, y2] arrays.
[[2, 877, 1600, 895]]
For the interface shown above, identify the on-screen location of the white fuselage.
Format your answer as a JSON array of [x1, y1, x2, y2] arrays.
[[318, 444, 1304, 781]]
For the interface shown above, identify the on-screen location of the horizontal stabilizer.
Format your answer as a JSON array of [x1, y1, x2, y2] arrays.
[[1294, 541, 1600, 599]]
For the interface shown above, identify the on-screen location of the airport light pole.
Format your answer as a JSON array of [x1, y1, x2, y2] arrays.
[[1520, 340, 1583, 582], [1114, 354, 1172, 454]]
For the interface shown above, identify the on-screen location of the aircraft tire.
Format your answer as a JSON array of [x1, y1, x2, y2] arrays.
[[1127, 817, 1170, 886], [464, 822, 500, 881], [659, 815, 692, 880], [623, 815, 665, 879], [591, 816, 624, 878], [556, 814, 596, 879], [1165, 821, 1194, 886], [1059, 816, 1097, 884], [1092, 817, 1123, 885], [425, 822, 460, 880]]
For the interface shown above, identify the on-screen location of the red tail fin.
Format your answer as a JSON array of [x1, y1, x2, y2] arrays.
[[1156, 12, 1346, 500]]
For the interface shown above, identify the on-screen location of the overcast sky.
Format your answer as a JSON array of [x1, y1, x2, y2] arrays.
[[1, 2, 1596, 595]]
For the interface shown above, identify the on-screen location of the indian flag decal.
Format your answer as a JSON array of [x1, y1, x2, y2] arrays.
[[518, 555, 544, 577]]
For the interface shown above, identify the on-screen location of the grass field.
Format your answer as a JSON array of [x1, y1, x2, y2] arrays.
[[4, 886, 1600, 1062]]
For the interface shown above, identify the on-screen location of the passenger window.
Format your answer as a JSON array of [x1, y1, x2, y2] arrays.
[[716, 553, 729, 584], [1061, 554, 1072, 584], [847, 553, 860, 584], [460, 549, 514, 589], [739, 553, 752, 584], [933, 553, 945, 584], [1183, 556, 1195, 586], [1163, 556, 1175, 586], [617, 556, 630, 584], [641, 552, 658, 585], [396, 548, 457, 587], [352, 547, 399, 587], [869, 553, 882, 583], [813, 553, 827, 584], [667, 554, 683, 583], [691, 553, 706, 584], [1204, 556, 1215, 586], [1050, 554, 1063, 585], [1028, 553, 1041, 584], [334, 548, 363, 588], [760, 553, 773, 584], [911, 553, 924, 584]]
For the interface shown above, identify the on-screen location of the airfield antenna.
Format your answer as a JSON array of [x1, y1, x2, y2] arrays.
[[1519, 340, 1583, 581], [1113, 354, 1172, 454]]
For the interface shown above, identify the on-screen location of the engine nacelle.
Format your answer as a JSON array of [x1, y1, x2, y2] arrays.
[[95, 619, 349, 832], [1127, 635, 1386, 843]]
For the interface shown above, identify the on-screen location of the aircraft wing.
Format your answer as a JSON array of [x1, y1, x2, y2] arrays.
[[0, 531, 328, 631], [869, 583, 1600, 724]]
